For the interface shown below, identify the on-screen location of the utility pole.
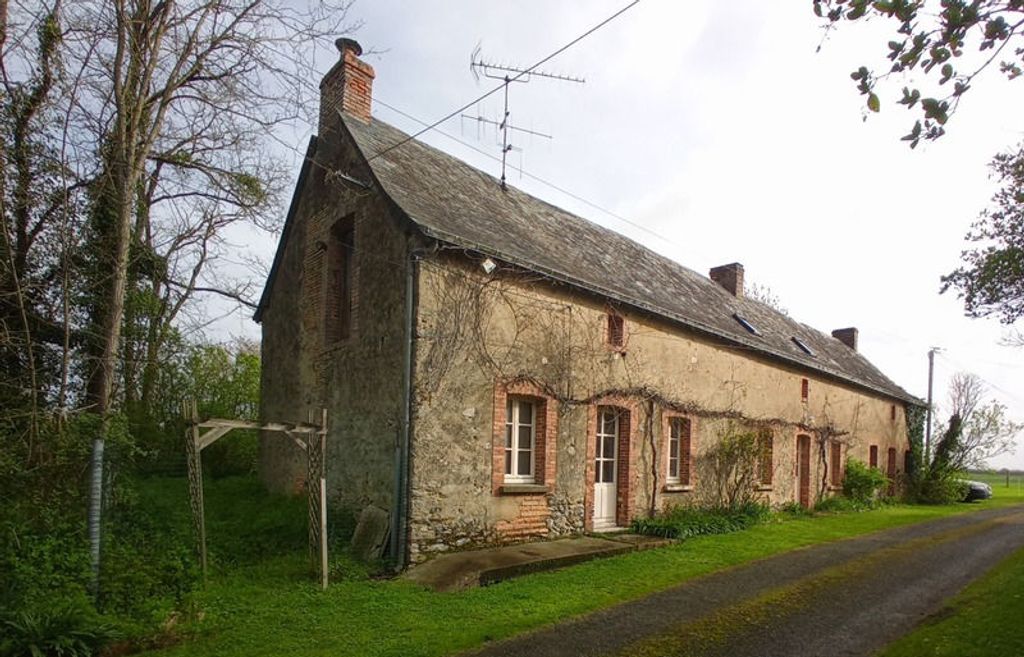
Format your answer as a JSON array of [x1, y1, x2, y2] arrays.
[[925, 347, 941, 465]]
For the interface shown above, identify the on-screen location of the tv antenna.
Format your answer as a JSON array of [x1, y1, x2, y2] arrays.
[[466, 46, 585, 190]]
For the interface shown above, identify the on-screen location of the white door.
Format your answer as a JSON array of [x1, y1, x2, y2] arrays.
[[593, 408, 618, 529]]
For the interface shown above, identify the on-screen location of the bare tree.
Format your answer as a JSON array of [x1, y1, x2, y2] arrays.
[[745, 281, 789, 316], [0, 0, 360, 589], [944, 372, 1021, 470]]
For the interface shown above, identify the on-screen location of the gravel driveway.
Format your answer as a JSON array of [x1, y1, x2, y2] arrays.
[[467, 505, 1024, 657]]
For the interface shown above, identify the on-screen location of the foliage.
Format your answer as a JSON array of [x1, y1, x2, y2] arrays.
[[813, 495, 863, 513], [907, 413, 971, 504], [694, 425, 763, 509], [132, 500, 1019, 657], [0, 414, 136, 611], [935, 372, 1023, 469], [942, 148, 1024, 324], [813, 0, 1024, 145], [0, 597, 116, 657], [135, 340, 261, 478], [630, 503, 771, 540], [813, 3, 1024, 325], [842, 458, 889, 504], [779, 501, 814, 517]]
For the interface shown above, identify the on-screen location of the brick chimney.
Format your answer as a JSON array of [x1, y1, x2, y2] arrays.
[[832, 327, 859, 351], [320, 38, 375, 132], [709, 263, 744, 298]]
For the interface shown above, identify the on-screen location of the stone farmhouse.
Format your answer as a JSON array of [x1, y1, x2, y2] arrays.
[[255, 40, 922, 566]]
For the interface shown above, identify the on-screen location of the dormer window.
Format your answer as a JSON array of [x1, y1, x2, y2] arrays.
[[733, 313, 760, 336], [792, 337, 815, 357]]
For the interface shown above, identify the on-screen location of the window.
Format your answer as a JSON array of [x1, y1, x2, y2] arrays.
[[757, 429, 774, 486], [667, 417, 692, 486], [324, 221, 354, 343], [733, 313, 761, 336], [830, 441, 843, 487], [891, 404, 897, 422], [800, 378, 809, 403], [904, 449, 913, 475], [792, 337, 815, 357], [869, 445, 879, 469], [505, 397, 536, 483], [607, 313, 625, 348]]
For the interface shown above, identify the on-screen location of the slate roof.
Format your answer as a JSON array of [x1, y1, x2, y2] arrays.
[[277, 112, 920, 405]]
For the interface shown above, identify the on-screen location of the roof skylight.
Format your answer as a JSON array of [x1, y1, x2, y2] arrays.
[[792, 337, 815, 357], [732, 313, 760, 336]]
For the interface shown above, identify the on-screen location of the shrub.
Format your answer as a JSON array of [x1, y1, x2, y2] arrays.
[[631, 502, 770, 540], [779, 501, 812, 517], [842, 458, 888, 504], [908, 475, 968, 505], [694, 425, 763, 510], [814, 495, 865, 513], [0, 597, 116, 657]]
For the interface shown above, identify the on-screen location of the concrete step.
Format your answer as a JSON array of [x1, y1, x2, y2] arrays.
[[404, 534, 673, 592]]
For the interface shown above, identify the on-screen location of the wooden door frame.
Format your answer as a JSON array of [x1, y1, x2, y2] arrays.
[[797, 433, 812, 508]]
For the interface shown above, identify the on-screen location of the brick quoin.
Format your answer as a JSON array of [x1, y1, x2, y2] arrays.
[[491, 379, 558, 541], [583, 396, 640, 531]]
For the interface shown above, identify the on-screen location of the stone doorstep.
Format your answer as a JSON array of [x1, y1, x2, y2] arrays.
[[404, 534, 673, 592]]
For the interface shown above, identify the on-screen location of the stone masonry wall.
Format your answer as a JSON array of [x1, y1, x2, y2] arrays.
[[406, 254, 912, 562], [259, 112, 410, 525]]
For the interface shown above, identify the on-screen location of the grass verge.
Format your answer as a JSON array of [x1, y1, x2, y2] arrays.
[[140, 479, 1023, 657], [877, 543, 1024, 657]]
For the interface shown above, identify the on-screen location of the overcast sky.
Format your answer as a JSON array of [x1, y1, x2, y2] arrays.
[[230, 1, 1024, 469]]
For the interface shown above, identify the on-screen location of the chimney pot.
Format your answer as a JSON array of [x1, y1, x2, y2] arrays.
[[320, 37, 375, 130], [335, 37, 362, 56], [709, 263, 744, 298], [832, 327, 859, 351]]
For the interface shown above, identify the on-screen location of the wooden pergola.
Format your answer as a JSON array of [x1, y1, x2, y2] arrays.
[[182, 401, 330, 589]]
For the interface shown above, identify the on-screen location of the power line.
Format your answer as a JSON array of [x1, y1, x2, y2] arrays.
[[374, 97, 686, 252], [364, 0, 641, 163], [936, 351, 1024, 408]]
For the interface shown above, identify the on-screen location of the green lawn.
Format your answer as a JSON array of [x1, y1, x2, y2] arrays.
[[140, 478, 1024, 657], [969, 470, 1024, 497], [878, 544, 1024, 657]]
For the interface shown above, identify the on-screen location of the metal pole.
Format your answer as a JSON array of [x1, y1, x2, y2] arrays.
[[925, 347, 937, 466], [87, 434, 105, 596], [320, 408, 328, 591]]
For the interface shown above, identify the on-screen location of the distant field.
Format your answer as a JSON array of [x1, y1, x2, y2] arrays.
[[967, 471, 1024, 501]]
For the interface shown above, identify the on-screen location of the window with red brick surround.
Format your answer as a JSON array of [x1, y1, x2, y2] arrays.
[[607, 313, 625, 349], [757, 429, 774, 486], [869, 445, 879, 468], [800, 378, 809, 403], [492, 380, 557, 495], [830, 441, 843, 487], [664, 415, 693, 487], [324, 218, 355, 344]]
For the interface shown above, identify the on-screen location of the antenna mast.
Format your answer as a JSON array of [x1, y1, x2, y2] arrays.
[[467, 46, 584, 190]]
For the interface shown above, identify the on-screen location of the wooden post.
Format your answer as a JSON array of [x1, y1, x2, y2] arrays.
[[185, 399, 208, 580]]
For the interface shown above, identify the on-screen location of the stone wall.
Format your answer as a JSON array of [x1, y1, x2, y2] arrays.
[[258, 112, 410, 525], [406, 254, 912, 562]]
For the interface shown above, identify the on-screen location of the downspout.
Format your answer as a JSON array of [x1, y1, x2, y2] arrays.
[[391, 246, 419, 570]]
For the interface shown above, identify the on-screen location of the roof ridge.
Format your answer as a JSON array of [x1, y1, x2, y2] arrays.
[[340, 112, 921, 405]]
